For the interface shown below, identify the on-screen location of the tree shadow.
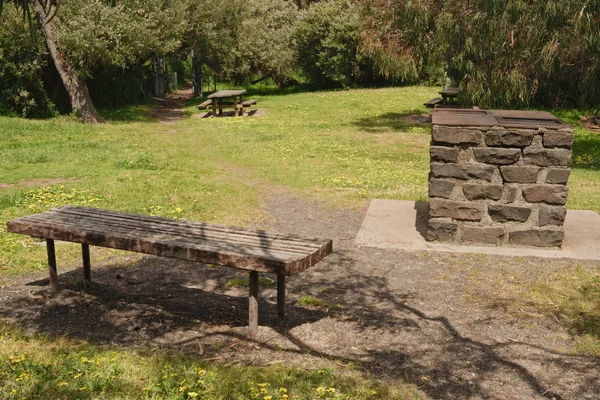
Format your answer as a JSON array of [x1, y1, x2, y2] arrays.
[[351, 111, 431, 133], [0, 248, 597, 399]]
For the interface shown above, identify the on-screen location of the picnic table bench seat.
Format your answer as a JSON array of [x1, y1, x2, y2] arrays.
[[6, 206, 333, 336], [241, 99, 258, 107], [424, 98, 443, 108], [197, 99, 212, 110]]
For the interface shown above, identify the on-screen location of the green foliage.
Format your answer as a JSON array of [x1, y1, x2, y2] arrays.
[[57, 0, 187, 76], [0, 8, 55, 118], [295, 0, 372, 86]]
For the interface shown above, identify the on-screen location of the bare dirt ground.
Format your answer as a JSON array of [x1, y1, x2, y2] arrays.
[[147, 87, 192, 124], [0, 192, 599, 400]]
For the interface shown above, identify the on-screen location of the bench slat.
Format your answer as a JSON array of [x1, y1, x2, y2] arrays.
[[242, 99, 257, 107], [59, 206, 327, 244], [18, 214, 318, 258], [7, 207, 332, 275]]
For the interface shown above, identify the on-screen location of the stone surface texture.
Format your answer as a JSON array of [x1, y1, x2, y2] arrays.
[[428, 111, 572, 247]]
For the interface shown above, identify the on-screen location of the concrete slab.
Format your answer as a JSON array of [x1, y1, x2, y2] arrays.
[[355, 199, 600, 260]]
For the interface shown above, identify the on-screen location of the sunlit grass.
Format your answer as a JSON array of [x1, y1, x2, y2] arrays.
[[0, 324, 422, 399]]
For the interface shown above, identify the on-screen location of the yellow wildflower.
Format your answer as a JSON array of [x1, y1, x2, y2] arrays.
[[58, 381, 69, 387], [188, 392, 199, 398]]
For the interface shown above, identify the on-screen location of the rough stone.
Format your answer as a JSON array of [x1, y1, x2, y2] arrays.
[[522, 185, 568, 205], [462, 184, 503, 200], [486, 130, 534, 147], [430, 146, 459, 163], [546, 168, 571, 184], [500, 166, 540, 183], [543, 130, 574, 148], [429, 199, 484, 221], [523, 149, 572, 167], [509, 229, 564, 247], [432, 126, 483, 145], [430, 162, 494, 181], [426, 219, 457, 242], [505, 186, 520, 203], [473, 148, 521, 165], [539, 206, 567, 226], [488, 204, 532, 222], [429, 179, 455, 199], [461, 226, 505, 245]]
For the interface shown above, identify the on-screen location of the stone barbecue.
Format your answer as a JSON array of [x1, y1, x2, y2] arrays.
[[427, 109, 573, 248]]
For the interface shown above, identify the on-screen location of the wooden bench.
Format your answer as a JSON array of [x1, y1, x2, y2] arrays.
[[197, 99, 212, 110], [241, 99, 258, 107], [6, 206, 332, 336], [424, 98, 443, 108]]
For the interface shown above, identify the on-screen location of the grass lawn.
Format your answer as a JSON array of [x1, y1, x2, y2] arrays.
[[1, 85, 600, 397]]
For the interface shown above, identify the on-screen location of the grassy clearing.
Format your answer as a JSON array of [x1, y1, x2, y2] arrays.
[[0, 324, 422, 399]]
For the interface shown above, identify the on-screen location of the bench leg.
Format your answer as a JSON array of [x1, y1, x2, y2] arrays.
[[277, 274, 285, 319], [249, 271, 259, 337], [82, 243, 91, 283], [46, 239, 57, 290]]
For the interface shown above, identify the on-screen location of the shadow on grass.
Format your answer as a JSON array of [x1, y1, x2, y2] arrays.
[[98, 102, 158, 123], [351, 111, 431, 133], [572, 133, 600, 171], [0, 247, 596, 399]]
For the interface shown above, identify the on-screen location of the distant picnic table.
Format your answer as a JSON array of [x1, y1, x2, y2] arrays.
[[197, 89, 258, 117], [439, 87, 460, 106]]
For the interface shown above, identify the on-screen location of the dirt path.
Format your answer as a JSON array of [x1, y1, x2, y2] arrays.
[[0, 194, 598, 399], [147, 87, 192, 124]]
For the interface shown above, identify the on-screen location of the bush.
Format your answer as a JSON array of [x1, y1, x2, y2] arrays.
[[296, 0, 372, 86], [0, 8, 56, 118]]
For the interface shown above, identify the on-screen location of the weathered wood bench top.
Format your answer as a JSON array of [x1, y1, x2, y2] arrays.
[[7, 206, 333, 336], [7, 206, 332, 276]]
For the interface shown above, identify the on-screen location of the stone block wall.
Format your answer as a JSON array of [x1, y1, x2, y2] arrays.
[[427, 122, 573, 247]]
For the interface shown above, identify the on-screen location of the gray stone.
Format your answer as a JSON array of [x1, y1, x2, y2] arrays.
[[509, 229, 564, 247], [427, 220, 458, 242], [463, 184, 503, 200], [431, 162, 494, 181], [473, 148, 521, 165], [489, 204, 532, 222], [429, 199, 484, 221], [500, 166, 540, 183], [543, 130, 574, 148], [461, 226, 505, 245], [539, 206, 567, 226], [429, 179, 455, 199], [430, 146, 459, 163], [546, 168, 571, 184], [505, 186, 520, 203], [486, 130, 534, 147], [432, 126, 483, 145], [523, 149, 572, 167], [522, 185, 568, 205]]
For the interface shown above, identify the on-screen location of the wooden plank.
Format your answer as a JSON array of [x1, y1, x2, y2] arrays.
[[7, 213, 333, 275], [207, 89, 246, 99], [45, 209, 325, 253], [249, 271, 259, 337], [17, 214, 321, 260], [197, 99, 212, 109], [46, 239, 57, 290], [242, 99, 257, 107]]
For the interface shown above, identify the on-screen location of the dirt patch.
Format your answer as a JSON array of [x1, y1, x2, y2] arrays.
[[582, 116, 600, 133], [148, 87, 192, 124], [0, 194, 598, 399], [0, 178, 81, 191]]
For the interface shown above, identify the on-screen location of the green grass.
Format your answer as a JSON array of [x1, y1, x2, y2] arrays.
[[0, 324, 421, 399]]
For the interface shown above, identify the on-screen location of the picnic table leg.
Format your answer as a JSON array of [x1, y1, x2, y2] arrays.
[[46, 239, 57, 290], [249, 270, 259, 337], [277, 274, 285, 319], [82, 243, 91, 283], [211, 100, 217, 117], [234, 96, 239, 117]]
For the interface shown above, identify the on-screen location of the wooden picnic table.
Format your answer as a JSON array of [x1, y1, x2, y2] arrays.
[[207, 89, 246, 117], [439, 87, 460, 106]]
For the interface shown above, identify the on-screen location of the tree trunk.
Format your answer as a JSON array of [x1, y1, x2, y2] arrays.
[[31, 1, 104, 123]]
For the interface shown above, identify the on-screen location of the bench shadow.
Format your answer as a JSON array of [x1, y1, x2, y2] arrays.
[[1, 257, 326, 346]]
